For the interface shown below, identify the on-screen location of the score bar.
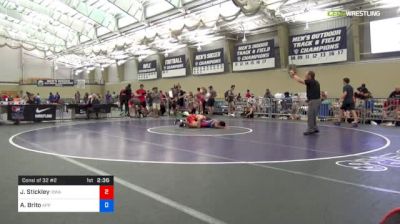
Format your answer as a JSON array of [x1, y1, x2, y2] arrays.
[[18, 176, 114, 213]]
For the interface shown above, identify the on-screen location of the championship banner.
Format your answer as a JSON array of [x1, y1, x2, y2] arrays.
[[288, 27, 347, 66], [138, 60, 157, 80], [193, 48, 224, 75], [233, 40, 275, 71], [162, 55, 186, 78], [37, 79, 74, 87]]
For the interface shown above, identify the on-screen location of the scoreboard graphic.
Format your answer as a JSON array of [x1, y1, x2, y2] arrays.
[[18, 176, 114, 213]]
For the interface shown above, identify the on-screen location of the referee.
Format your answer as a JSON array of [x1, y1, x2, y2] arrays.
[[290, 70, 321, 135]]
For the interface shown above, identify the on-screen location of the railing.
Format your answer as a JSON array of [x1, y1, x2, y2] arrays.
[[1, 97, 399, 125], [211, 97, 399, 124]]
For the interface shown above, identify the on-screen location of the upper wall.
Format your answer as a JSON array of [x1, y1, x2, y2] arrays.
[[22, 53, 53, 80], [0, 47, 22, 82], [0, 47, 73, 83], [106, 59, 400, 98]]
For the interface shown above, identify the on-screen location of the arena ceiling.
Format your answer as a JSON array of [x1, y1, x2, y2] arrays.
[[0, 0, 398, 69]]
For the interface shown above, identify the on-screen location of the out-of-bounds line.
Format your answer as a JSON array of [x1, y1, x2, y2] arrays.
[[16, 138, 228, 224], [9, 118, 392, 164], [250, 163, 400, 195]]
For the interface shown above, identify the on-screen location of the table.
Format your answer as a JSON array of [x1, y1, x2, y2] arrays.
[[66, 103, 118, 119]]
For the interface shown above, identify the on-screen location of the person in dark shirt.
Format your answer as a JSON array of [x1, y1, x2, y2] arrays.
[[105, 91, 112, 104], [54, 92, 61, 103], [82, 92, 89, 104], [225, 85, 236, 116], [335, 78, 359, 127], [177, 85, 186, 111], [87, 94, 100, 119], [34, 93, 41, 105], [48, 92, 55, 103], [389, 87, 400, 99], [290, 70, 321, 135], [264, 89, 273, 99], [207, 86, 217, 115], [385, 87, 400, 124], [354, 83, 372, 99], [123, 84, 132, 116]]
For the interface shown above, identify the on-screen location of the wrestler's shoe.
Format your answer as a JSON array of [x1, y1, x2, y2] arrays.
[[174, 119, 184, 126]]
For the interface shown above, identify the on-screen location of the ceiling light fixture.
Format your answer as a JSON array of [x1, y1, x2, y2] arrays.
[[213, 23, 219, 31], [304, 22, 310, 31], [75, 69, 82, 76], [197, 44, 202, 51], [242, 32, 247, 43]]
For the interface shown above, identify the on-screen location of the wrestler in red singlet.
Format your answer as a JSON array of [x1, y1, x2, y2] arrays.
[[186, 114, 197, 125]]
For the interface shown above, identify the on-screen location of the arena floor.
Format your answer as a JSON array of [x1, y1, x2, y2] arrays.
[[1, 117, 400, 224]]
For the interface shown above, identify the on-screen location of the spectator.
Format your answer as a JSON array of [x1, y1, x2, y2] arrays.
[[355, 83, 372, 99], [74, 91, 81, 103], [207, 86, 217, 115], [236, 93, 242, 102], [290, 94, 301, 120], [321, 91, 328, 101], [187, 91, 196, 114], [55, 92, 60, 103], [264, 89, 273, 99], [159, 90, 166, 116], [195, 88, 205, 114], [87, 94, 100, 119], [280, 92, 292, 114], [389, 87, 400, 99], [335, 77, 359, 127], [112, 91, 118, 103], [105, 91, 112, 104], [244, 100, 255, 118], [13, 95, 21, 103], [151, 87, 161, 118], [34, 93, 41, 105], [383, 87, 400, 123], [177, 85, 186, 112], [168, 87, 177, 115], [83, 92, 89, 104], [119, 88, 126, 114], [1, 94, 8, 101], [124, 84, 132, 116], [247, 94, 256, 106], [25, 92, 34, 104], [225, 85, 236, 116], [146, 90, 153, 114], [136, 84, 147, 111], [245, 89, 252, 99], [48, 92, 55, 103]]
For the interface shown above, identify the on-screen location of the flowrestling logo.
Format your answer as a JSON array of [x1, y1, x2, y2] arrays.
[[328, 10, 381, 17], [336, 150, 400, 172]]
